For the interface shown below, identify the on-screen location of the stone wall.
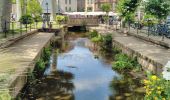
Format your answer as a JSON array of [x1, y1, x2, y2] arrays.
[[112, 39, 163, 74]]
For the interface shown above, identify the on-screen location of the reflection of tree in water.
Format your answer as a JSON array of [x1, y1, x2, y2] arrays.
[[23, 70, 75, 100], [109, 74, 145, 100]]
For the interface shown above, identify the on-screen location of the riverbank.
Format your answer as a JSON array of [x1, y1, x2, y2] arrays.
[[89, 26, 170, 74], [0, 32, 55, 98]]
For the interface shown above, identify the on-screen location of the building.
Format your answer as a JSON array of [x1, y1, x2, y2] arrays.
[[77, 0, 85, 12], [94, 0, 117, 12], [57, 0, 77, 13], [85, 0, 95, 12]]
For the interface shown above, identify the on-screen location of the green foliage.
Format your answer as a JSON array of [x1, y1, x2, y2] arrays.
[[116, 0, 140, 18], [91, 35, 102, 43], [11, 0, 16, 4], [34, 15, 42, 22], [27, 0, 42, 16], [112, 53, 141, 72], [35, 59, 45, 71], [101, 3, 112, 24], [42, 47, 52, 63], [116, 0, 140, 24], [101, 3, 112, 13], [143, 75, 170, 100], [144, 0, 170, 20], [141, 14, 158, 26], [20, 14, 34, 24], [112, 46, 121, 54], [100, 34, 113, 54], [0, 90, 11, 100], [56, 15, 66, 24], [89, 30, 98, 39]]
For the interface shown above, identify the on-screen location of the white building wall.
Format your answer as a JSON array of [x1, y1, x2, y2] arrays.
[[57, 0, 77, 13], [85, 0, 95, 12]]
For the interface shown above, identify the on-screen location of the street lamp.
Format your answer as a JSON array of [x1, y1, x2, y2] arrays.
[[46, 2, 49, 25]]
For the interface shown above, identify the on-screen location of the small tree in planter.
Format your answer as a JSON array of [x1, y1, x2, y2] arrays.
[[56, 15, 66, 27], [20, 14, 34, 30], [34, 15, 42, 28], [116, 0, 140, 33], [101, 3, 112, 28]]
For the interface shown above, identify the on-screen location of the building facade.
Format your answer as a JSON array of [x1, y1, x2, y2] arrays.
[[94, 0, 117, 12], [85, 0, 95, 12], [77, 0, 85, 12], [56, 0, 77, 13]]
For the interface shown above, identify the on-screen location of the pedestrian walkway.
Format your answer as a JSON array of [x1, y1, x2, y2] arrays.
[[90, 26, 170, 72], [98, 24, 170, 48], [0, 29, 37, 48], [0, 32, 54, 97]]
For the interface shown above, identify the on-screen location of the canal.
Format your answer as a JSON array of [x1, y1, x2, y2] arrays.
[[21, 33, 144, 100]]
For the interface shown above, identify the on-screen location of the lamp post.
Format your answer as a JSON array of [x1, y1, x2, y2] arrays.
[[46, 2, 49, 25], [25, 0, 28, 32]]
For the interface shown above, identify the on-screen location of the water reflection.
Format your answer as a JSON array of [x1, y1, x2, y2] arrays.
[[109, 74, 145, 100], [22, 38, 144, 100], [22, 70, 75, 100], [57, 38, 119, 100]]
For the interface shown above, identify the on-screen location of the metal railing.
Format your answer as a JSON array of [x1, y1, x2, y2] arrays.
[[111, 21, 170, 41]]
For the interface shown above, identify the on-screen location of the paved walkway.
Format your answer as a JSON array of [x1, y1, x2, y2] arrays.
[[90, 26, 170, 67], [0, 29, 37, 48], [0, 32, 54, 91], [98, 24, 170, 48]]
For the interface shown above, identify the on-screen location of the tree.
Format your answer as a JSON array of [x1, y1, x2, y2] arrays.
[[101, 3, 112, 27], [27, 0, 42, 17], [116, 0, 140, 30], [144, 0, 170, 22]]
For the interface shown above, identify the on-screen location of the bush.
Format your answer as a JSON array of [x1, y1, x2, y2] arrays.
[[143, 75, 170, 100], [112, 54, 133, 71], [112, 53, 141, 72], [42, 47, 51, 63], [34, 15, 42, 22], [35, 59, 45, 72], [89, 30, 98, 39], [20, 14, 34, 24], [100, 34, 113, 54], [0, 90, 11, 100]]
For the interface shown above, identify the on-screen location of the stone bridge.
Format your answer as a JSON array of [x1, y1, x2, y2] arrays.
[[67, 18, 99, 26]]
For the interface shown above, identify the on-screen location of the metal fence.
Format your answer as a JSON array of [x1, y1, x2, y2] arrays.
[[111, 21, 170, 41]]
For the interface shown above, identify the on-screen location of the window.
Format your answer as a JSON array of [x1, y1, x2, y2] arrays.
[[65, 0, 67, 4], [69, 7, 71, 11], [69, 0, 71, 4], [65, 7, 67, 11]]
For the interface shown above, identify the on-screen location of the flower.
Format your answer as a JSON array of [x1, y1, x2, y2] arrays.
[[157, 91, 161, 94], [157, 87, 161, 90], [151, 75, 157, 80], [144, 79, 150, 84]]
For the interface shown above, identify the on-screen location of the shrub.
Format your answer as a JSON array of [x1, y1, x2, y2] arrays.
[[34, 15, 42, 22], [112, 53, 133, 71], [100, 34, 113, 54], [20, 14, 34, 25], [42, 47, 52, 63], [89, 30, 98, 39], [143, 75, 170, 100], [112, 53, 141, 72], [0, 90, 11, 100], [112, 61, 133, 71], [35, 59, 45, 72]]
